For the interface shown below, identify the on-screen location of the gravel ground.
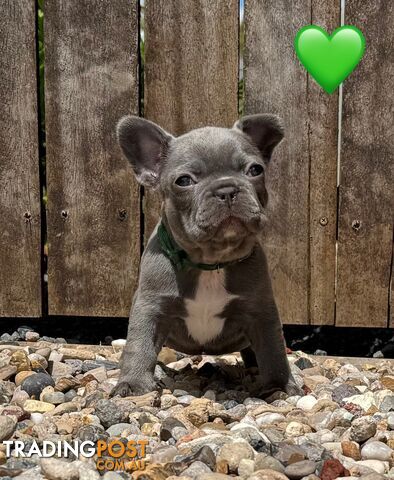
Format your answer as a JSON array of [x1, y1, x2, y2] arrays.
[[0, 335, 394, 480]]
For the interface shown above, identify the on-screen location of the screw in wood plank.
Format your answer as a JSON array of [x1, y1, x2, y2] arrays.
[[24, 211, 32, 223], [319, 217, 328, 226], [352, 219, 362, 231], [118, 209, 127, 221], [61, 210, 69, 219]]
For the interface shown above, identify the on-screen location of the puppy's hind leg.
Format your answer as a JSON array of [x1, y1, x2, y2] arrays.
[[241, 346, 258, 369]]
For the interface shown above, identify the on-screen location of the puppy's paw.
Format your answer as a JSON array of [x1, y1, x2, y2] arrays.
[[284, 381, 304, 397], [110, 381, 134, 398], [110, 377, 157, 398], [257, 379, 304, 402]]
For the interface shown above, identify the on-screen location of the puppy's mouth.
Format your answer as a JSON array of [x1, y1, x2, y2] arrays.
[[196, 210, 266, 241]]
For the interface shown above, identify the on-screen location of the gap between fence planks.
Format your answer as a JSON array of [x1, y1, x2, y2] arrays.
[[0, 1, 41, 317], [336, 0, 394, 327], [244, 0, 339, 325], [143, 0, 239, 241], [44, 0, 140, 317]]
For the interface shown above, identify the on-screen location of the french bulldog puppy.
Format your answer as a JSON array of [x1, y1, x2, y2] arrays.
[[111, 114, 301, 398]]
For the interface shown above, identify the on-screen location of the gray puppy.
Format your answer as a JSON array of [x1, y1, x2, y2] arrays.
[[111, 114, 301, 398]]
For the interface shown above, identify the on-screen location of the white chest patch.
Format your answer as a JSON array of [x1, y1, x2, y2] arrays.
[[183, 270, 238, 344]]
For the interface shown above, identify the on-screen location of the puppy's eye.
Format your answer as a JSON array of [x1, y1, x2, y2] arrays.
[[247, 164, 264, 177], [175, 175, 194, 187]]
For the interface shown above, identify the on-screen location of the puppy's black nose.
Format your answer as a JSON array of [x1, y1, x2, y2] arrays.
[[214, 185, 239, 205]]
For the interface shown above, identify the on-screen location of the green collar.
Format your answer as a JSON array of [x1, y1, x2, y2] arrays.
[[158, 222, 251, 271]]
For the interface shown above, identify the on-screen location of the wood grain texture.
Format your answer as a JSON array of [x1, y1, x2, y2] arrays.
[[143, 0, 239, 240], [45, 0, 139, 316], [0, 1, 41, 317], [245, 0, 338, 325], [308, 1, 339, 325], [336, 0, 394, 327]]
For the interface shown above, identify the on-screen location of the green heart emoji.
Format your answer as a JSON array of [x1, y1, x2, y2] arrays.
[[294, 25, 366, 94]]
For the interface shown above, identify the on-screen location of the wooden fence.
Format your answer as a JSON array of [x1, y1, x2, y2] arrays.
[[0, 0, 393, 327]]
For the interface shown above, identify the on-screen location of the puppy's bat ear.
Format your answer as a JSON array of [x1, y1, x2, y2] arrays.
[[117, 116, 173, 187], [233, 114, 284, 162]]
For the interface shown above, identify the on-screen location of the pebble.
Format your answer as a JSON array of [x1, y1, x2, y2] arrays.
[[296, 394, 317, 411], [379, 394, 394, 412], [9, 350, 30, 372], [25, 331, 40, 342], [332, 384, 361, 404], [94, 399, 127, 428], [286, 421, 312, 437], [349, 417, 377, 443], [248, 469, 289, 480], [284, 459, 317, 479], [360, 441, 393, 461], [274, 444, 306, 466], [15, 370, 36, 386], [238, 458, 255, 477], [231, 424, 270, 450], [0, 364, 17, 380], [388, 413, 394, 429], [21, 373, 55, 398], [23, 400, 56, 413], [181, 460, 211, 478], [216, 442, 254, 473], [0, 415, 16, 441], [40, 458, 79, 480], [320, 458, 350, 479], [294, 357, 314, 370], [28, 353, 48, 370], [343, 391, 377, 411], [41, 391, 65, 405], [254, 454, 285, 473], [30, 413, 44, 425], [51, 362, 74, 379], [255, 413, 285, 426], [341, 440, 361, 460], [0, 342, 393, 479], [356, 459, 386, 474]]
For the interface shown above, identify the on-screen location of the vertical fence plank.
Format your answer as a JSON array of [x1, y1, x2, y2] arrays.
[[45, 0, 139, 316], [391, 256, 394, 327], [308, 2, 339, 325], [336, 1, 394, 327], [144, 0, 239, 239], [245, 0, 338, 325], [0, 1, 41, 317]]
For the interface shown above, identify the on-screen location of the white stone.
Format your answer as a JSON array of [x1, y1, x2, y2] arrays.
[[388, 413, 394, 430], [320, 432, 338, 443], [255, 413, 285, 426], [321, 442, 343, 453], [361, 441, 393, 461], [296, 395, 318, 411], [111, 339, 126, 347], [338, 364, 360, 375], [238, 458, 255, 477], [286, 395, 302, 406], [285, 421, 310, 437], [375, 389, 393, 407], [343, 391, 377, 411], [30, 413, 44, 425], [355, 385, 368, 393], [335, 478, 358, 480], [355, 459, 387, 474]]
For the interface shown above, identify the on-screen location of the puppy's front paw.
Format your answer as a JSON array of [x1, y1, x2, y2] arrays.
[[257, 378, 304, 401], [110, 381, 134, 398], [284, 381, 304, 397], [110, 377, 157, 398]]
